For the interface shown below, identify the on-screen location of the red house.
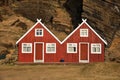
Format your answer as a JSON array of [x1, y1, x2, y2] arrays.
[[16, 19, 107, 63]]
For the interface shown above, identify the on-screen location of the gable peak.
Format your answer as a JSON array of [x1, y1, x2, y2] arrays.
[[82, 18, 87, 22], [37, 19, 42, 22]]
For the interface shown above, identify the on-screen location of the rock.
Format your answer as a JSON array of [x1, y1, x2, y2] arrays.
[[0, 0, 120, 63], [0, 50, 17, 64], [64, 0, 83, 29], [82, 0, 120, 47], [1, 42, 15, 49], [0, 50, 9, 59], [16, 21, 27, 30], [0, 15, 3, 22], [10, 19, 20, 26], [116, 57, 120, 63]]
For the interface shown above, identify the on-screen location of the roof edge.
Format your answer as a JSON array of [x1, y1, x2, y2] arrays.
[[16, 21, 39, 44], [16, 19, 107, 45], [84, 21, 107, 45]]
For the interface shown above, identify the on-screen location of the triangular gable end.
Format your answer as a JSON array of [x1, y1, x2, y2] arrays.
[[61, 19, 107, 45], [16, 19, 107, 45], [83, 19, 107, 45], [16, 21, 39, 44], [16, 19, 62, 44], [61, 20, 85, 44]]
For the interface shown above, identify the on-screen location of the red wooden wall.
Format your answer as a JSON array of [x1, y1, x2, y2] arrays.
[[18, 22, 105, 63]]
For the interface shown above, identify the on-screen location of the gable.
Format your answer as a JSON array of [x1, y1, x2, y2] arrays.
[[16, 19, 61, 44], [16, 19, 107, 45], [84, 20, 107, 45], [61, 19, 107, 45]]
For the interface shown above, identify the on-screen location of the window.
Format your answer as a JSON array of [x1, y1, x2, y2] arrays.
[[35, 28, 43, 37], [46, 43, 56, 53], [67, 43, 77, 53], [80, 29, 88, 37], [91, 43, 101, 54], [22, 43, 32, 53]]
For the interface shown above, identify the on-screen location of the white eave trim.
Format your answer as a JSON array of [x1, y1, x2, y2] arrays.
[[16, 19, 62, 44], [84, 21, 107, 45], [39, 21, 62, 44], [16, 19, 107, 45], [16, 21, 39, 44]]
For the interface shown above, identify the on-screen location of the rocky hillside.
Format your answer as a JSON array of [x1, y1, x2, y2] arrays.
[[82, 0, 120, 62], [0, 0, 120, 63]]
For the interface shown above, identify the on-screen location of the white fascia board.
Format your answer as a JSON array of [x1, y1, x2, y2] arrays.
[[16, 22, 39, 44], [84, 22, 107, 45], [16, 19, 107, 45], [61, 21, 85, 44], [39, 21, 62, 44]]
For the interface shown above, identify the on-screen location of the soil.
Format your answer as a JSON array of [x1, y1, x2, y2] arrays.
[[0, 62, 120, 80]]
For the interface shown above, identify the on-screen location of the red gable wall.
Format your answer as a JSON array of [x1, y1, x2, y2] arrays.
[[18, 23, 61, 62], [18, 22, 105, 63], [61, 23, 105, 62]]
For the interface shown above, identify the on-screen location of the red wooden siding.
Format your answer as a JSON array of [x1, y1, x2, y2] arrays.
[[18, 43, 34, 62], [18, 23, 61, 62], [62, 23, 105, 62], [17, 21, 105, 63]]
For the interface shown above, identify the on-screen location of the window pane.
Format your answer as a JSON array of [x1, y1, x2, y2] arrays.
[[91, 44, 101, 53], [40, 31, 42, 35], [36, 32, 39, 35], [96, 47, 100, 52], [92, 47, 96, 52], [68, 47, 73, 52], [80, 29, 88, 37], [51, 44, 55, 47], [68, 44, 72, 47], [23, 44, 27, 47], [46, 43, 56, 53], [51, 47, 55, 52], [35, 29, 43, 36], [47, 47, 51, 52], [67, 43, 77, 53], [74, 47, 76, 52], [23, 47, 27, 52], [27, 47, 31, 52], [22, 43, 32, 53]]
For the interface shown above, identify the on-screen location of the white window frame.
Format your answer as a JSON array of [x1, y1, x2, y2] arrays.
[[22, 43, 32, 53], [46, 43, 56, 53], [35, 28, 43, 37], [67, 43, 77, 53], [91, 43, 101, 54], [80, 29, 88, 37]]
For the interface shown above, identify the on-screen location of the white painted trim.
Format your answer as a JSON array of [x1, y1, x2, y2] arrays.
[[84, 22, 107, 45], [46, 43, 56, 53], [16, 22, 39, 44], [22, 43, 32, 53], [67, 43, 77, 53], [61, 21, 85, 44], [80, 29, 88, 37], [37, 19, 42, 22], [35, 28, 44, 37], [34, 42, 44, 63], [79, 42, 89, 63], [91, 43, 102, 54], [82, 19, 87, 22], [16, 19, 107, 45], [39, 22, 62, 44], [61, 20, 107, 45]]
